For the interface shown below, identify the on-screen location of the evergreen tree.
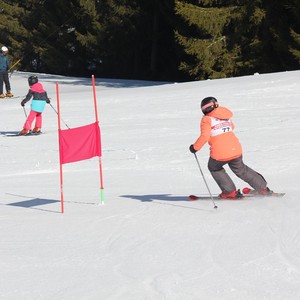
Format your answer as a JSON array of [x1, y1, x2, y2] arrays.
[[240, 0, 300, 73], [0, 0, 135, 77], [131, 0, 179, 80], [290, 30, 300, 63], [0, 1, 28, 69], [17, 0, 104, 75], [1, 0, 299, 80], [91, 0, 140, 78], [175, 0, 300, 80], [175, 0, 243, 79], [288, 1, 300, 64]]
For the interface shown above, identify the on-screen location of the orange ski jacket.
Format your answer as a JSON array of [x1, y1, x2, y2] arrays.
[[193, 106, 242, 161]]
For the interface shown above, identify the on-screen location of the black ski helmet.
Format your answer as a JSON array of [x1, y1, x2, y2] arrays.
[[201, 97, 219, 115], [28, 75, 38, 86]]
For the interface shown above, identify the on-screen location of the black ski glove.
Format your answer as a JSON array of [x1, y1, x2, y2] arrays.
[[21, 100, 25, 107], [46, 98, 51, 104], [189, 144, 197, 153]]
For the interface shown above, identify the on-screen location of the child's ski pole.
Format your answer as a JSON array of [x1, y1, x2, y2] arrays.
[[49, 103, 70, 129], [194, 153, 218, 209]]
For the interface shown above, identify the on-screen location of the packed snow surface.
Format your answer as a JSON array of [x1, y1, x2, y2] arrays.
[[1, 70, 300, 299]]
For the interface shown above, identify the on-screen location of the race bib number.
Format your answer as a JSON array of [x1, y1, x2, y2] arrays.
[[210, 117, 232, 137]]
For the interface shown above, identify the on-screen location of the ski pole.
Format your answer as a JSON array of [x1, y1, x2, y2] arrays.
[[194, 153, 218, 209], [8, 58, 22, 72], [23, 106, 27, 118], [49, 103, 70, 129], [8, 58, 22, 78]]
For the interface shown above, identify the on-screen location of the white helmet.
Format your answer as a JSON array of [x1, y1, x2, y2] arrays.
[[1, 46, 8, 52]]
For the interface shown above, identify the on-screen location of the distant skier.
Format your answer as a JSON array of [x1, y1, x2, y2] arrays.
[[19, 75, 50, 135], [0, 46, 13, 98], [189, 96, 272, 199]]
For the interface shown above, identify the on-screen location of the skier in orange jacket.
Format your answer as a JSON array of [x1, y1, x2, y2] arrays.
[[189, 96, 272, 199]]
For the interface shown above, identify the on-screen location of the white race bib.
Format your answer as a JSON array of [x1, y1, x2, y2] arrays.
[[210, 117, 232, 137]]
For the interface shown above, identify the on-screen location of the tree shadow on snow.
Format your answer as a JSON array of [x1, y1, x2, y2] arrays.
[[16, 72, 171, 88]]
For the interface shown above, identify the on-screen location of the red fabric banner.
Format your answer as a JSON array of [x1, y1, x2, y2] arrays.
[[59, 122, 101, 164]]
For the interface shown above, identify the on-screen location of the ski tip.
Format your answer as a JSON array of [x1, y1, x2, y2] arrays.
[[242, 187, 251, 194], [188, 195, 198, 201]]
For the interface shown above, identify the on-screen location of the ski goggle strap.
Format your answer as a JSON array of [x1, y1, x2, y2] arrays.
[[201, 101, 218, 111]]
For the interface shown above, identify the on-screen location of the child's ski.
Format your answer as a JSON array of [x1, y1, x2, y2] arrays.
[[189, 195, 215, 201], [244, 192, 285, 197], [189, 192, 285, 201], [242, 187, 285, 197], [0, 96, 21, 100], [3, 132, 42, 137]]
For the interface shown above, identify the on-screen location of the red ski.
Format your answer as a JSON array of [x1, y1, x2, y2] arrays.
[[242, 187, 285, 197], [189, 195, 220, 201], [189, 190, 285, 201]]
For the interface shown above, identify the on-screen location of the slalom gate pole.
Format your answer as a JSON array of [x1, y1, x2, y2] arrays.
[[92, 75, 105, 205], [194, 153, 218, 209], [49, 103, 70, 129], [56, 83, 64, 214]]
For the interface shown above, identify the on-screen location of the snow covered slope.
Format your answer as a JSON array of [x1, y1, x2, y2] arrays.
[[1, 70, 300, 299]]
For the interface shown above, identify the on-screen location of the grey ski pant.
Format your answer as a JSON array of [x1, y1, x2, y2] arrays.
[[208, 155, 267, 194]]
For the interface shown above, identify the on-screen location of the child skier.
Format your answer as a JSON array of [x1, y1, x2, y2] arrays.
[[19, 75, 50, 135], [189, 96, 272, 199]]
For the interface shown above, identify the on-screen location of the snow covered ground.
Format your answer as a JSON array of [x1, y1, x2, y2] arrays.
[[1, 70, 300, 299]]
